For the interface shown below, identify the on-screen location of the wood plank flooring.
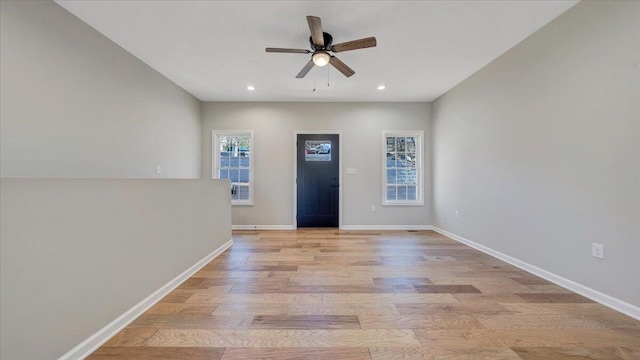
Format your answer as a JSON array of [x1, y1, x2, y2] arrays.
[[88, 229, 640, 359]]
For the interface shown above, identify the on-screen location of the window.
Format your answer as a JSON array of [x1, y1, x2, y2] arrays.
[[304, 140, 332, 161], [212, 130, 254, 205], [383, 131, 424, 205]]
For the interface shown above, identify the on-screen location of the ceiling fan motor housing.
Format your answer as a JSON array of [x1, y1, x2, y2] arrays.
[[310, 32, 333, 51]]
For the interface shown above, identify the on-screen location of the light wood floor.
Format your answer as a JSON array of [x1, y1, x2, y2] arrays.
[[89, 229, 640, 359]]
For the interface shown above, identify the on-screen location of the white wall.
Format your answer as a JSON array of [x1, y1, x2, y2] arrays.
[[0, 178, 232, 360], [202, 102, 432, 228], [432, 0, 639, 308], [0, 0, 201, 178]]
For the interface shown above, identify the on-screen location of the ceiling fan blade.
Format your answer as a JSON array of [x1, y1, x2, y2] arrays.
[[331, 37, 377, 52], [266, 47, 311, 54], [307, 16, 324, 47], [329, 56, 355, 78], [296, 59, 315, 78]]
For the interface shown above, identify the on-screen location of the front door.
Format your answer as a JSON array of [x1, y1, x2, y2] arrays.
[[297, 134, 339, 227]]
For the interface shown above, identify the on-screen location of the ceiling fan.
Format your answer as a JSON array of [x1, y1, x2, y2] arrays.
[[266, 16, 377, 78]]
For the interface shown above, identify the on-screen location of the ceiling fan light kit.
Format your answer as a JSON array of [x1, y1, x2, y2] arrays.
[[266, 15, 377, 79], [312, 52, 330, 66]]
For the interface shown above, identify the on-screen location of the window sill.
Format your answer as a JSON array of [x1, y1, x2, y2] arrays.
[[382, 201, 424, 206], [231, 201, 254, 206]]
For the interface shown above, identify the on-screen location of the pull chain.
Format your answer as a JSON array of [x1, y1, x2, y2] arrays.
[[327, 65, 330, 87], [313, 69, 316, 92]]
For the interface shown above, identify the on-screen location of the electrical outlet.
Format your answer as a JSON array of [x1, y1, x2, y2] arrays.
[[371, 205, 376, 212], [156, 165, 162, 174], [592, 243, 604, 259], [455, 210, 459, 219]]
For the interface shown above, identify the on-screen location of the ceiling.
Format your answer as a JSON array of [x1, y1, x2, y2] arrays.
[[54, 1, 578, 102]]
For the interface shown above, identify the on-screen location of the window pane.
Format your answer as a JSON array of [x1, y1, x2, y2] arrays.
[[229, 156, 240, 167], [406, 137, 416, 153], [406, 153, 416, 168], [238, 186, 250, 200], [396, 153, 407, 167], [396, 169, 406, 184], [238, 136, 250, 151], [386, 169, 396, 184], [239, 169, 249, 183], [230, 136, 239, 148], [305, 140, 331, 161], [219, 168, 229, 179], [386, 186, 397, 200], [231, 185, 238, 200], [386, 152, 396, 167], [219, 136, 229, 151], [386, 137, 395, 153], [407, 186, 417, 200], [229, 169, 239, 182], [240, 155, 250, 168], [396, 137, 406, 152], [405, 169, 417, 185], [220, 156, 230, 168], [397, 186, 407, 200]]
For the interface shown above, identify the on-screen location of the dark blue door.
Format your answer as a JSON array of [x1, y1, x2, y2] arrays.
[[297, 134, 339, 227]]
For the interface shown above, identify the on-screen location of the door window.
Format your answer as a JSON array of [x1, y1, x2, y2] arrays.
[[305, 140, 332, 161]]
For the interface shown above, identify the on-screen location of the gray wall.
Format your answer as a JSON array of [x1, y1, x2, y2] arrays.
[[432, 1, 640, 307], [202, 102, 432, 227], [0, 0, 201, 178], [0, 178, 232, 360]]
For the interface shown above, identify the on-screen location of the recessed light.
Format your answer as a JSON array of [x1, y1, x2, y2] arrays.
[[246, 85, 255, 91], [377, 85, 386, 90]]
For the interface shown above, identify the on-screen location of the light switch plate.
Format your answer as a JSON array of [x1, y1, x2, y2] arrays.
[[347, 168, 356, 175]]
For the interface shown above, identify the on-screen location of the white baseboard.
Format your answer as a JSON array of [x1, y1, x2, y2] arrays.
[[340, 225, 434, 231], [233, 225, 435, 231], [432, 227, 640, 321], [232, 225, 296, 230], [59, 239, 234, 360]]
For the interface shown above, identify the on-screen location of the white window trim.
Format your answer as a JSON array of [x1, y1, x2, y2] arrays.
[[381, 130, 424, 206], [212, 130, 254, 206]]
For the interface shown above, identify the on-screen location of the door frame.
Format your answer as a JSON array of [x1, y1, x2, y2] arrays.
[[293, 130, 343, 229]]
